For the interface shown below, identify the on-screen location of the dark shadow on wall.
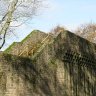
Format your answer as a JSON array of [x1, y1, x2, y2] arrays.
[[55, 47, 96, 95], [3, 54, 69, 96], [54, 31, 96, 96], [38, 54, 69, 96], [1, 31, 96, 96]]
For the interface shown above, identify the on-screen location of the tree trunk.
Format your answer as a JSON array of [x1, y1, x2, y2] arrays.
[[0, 0, 18, 49]]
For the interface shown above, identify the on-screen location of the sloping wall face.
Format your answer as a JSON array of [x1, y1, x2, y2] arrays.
[[0, 31, 96, 96], [54, 31, 96, 96], [4, 30, 47, 56], [0, 53, 57, 96], [0, 53, 55, 96], [0, 53, 36, 96], [30, 31, 96, 96]]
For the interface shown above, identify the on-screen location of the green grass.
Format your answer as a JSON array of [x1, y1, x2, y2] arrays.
[[21, 30, 40, 43], [4, 42, 17, 53]]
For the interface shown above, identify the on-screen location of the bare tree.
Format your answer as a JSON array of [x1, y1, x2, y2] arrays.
[[75, 23, 96, 43], [50, 25, 65, 36], [0, 0, 42, 49]]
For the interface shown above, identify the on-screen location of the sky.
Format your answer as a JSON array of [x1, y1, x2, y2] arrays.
[[30, 0, 96, 31], [2, 0, 96, 50]]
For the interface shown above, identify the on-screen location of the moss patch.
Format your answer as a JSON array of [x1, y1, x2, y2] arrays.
[[21, 30, 40, 43], [4, 30, 40, 53], [4, 42, 17, 53]]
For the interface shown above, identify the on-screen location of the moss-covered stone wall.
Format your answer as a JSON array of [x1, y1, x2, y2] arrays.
[[29, 30, 96, 96], [4, 30, 47, 56], [0, 30, 96, 96]]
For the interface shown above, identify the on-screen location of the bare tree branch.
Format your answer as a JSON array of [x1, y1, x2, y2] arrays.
[[0, 28, 7, 49], [0, 0, 18, 49], [75, 23, 96, 43], [10, 19, 29, 27], [0, 0, 43, 49]]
